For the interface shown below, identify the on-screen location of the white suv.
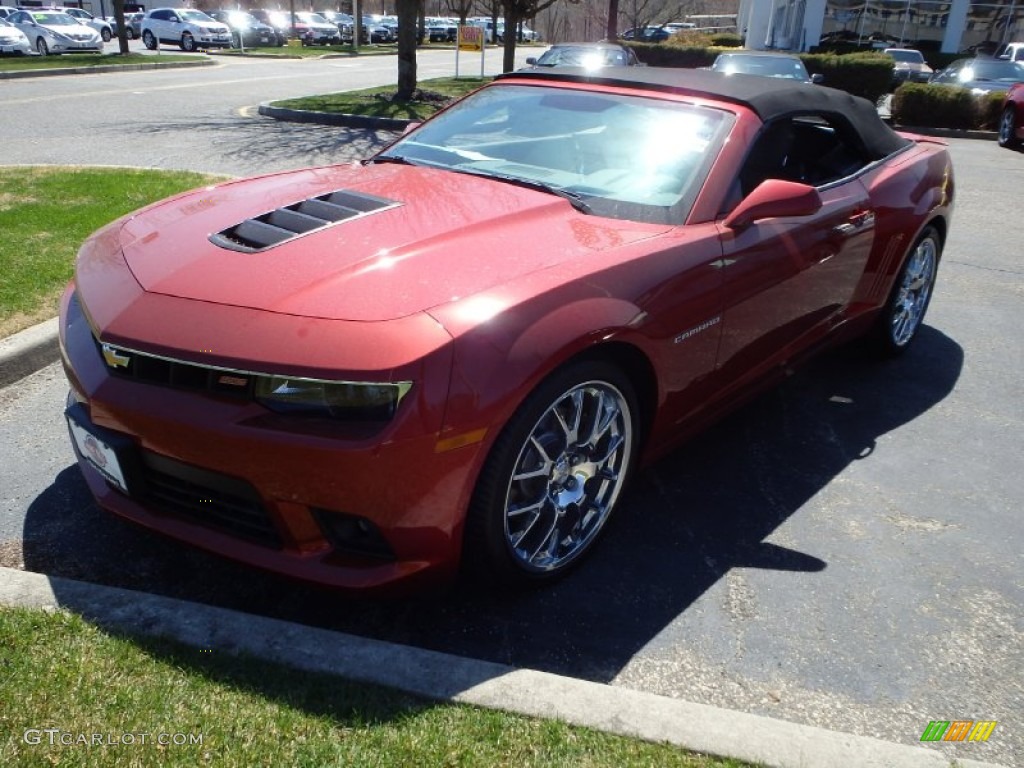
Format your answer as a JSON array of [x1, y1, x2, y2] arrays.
[[141, 7, 231, 51]]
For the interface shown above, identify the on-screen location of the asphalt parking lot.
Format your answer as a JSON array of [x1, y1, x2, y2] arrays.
[[0, 115, 1020, 765]]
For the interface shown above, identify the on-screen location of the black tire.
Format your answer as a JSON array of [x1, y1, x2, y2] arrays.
[[101, 28, 111, 43], [180, 32, 195, 52], [998, 105, 1021, 149], [126, 29, 135, 41], [464, 359, 639, 587], [142, 30, 156, 50], [36, 37, 49, 55], [870, 225, 941, 355]]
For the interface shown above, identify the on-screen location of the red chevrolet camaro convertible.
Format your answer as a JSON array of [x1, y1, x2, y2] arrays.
[[60, 68, 954, 592]]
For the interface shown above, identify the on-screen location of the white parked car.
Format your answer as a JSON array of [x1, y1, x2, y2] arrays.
[[141, 7, 232, 52], [60, 7, 113, 42], [6, 9, 102, 55], [0, 18, 31, 55]]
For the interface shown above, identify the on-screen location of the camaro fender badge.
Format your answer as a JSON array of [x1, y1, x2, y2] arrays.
[[674, 316, 722, 344], [101, 343, 131, 369]]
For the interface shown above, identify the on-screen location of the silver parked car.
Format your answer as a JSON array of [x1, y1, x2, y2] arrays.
[[60, 7, 113, 43], [6, 9, 103, 55], [0, 18, 31, 55]]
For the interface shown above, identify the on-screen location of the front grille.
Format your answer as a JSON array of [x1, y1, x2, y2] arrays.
[[95, 336, 255, 400], [140, 451, 282, 548], [209, 189, 400, 253]]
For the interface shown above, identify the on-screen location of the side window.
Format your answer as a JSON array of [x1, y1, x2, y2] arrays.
[[738, 114, 869, 198]]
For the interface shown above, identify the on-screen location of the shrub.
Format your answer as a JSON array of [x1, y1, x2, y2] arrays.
[[976, 90, 1008, 130], [801, 51, 892, 103], [626, 42, 717, 68], [708, 33, 743, 47], [892, 83, 977, 128]]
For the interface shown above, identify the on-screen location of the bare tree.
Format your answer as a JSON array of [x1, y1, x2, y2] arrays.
[[446, 0, 475, 24]]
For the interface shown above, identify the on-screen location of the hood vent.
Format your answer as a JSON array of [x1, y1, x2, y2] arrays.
[[209, 189, 400, 253]]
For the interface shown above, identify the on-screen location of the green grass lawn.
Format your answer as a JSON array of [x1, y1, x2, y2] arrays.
[[271, 76, 490, 120], [0, 607, 749, 767], [0, 52, 200, 71], [0, 167, 224, 337]]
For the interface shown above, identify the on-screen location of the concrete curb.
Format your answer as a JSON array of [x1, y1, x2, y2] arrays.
[[0, 318, 59, 389], [257, 102, 412, 131], [0, 58, 216, 80], [0, 566, 1006, 768]]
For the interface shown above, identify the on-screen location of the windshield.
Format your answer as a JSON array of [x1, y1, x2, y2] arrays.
[[227, 12, 258, 25], [714, 54, 810, 80], [378, 84, 732, 225], [536, 46, 631, 68], [180, 10, 215, 22], [887, 49, 924, 63], [31, 12, 78, 25], [297, 12, 328, 23], [961, 60, 1024, 81]]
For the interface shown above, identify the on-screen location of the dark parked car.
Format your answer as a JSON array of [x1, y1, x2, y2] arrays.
[[929, 56, 1024, 94], [710, 51, 823, 83], [208, 10, 279, 48], [61, 68, 953, 593], [525, 42, 642, 69]]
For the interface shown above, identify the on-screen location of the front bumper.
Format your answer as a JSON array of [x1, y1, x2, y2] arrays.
[[60, 287, 482, 594]]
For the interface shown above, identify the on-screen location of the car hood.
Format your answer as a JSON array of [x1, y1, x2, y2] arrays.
[[117, 164, 669, 323]]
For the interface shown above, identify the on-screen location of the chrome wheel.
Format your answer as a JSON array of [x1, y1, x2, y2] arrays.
[[466, 360, 639, 586], [180, 32, 195, 52], [890, 231, 938, 348], [999, 106, 1020, 149], [36, 37, 49, 55]]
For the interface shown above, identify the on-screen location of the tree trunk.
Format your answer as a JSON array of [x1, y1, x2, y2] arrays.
[[502, 6, 519, 73], [113, 0, 129, 55], [606, 0, 620, 42], [396, 0, 419, 100]]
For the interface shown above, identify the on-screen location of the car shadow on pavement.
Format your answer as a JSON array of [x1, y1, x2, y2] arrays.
[[22, 326, 963, 684]]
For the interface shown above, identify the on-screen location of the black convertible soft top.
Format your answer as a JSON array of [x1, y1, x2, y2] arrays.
[[499, 67, 910, 160]]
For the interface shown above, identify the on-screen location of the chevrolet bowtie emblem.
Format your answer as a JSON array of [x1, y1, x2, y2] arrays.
[[101, 343, 131, 369]]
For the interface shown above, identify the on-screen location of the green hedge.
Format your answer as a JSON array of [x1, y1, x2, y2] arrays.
[[800, 51, 892, 102], [891, 83, 1008, 129]]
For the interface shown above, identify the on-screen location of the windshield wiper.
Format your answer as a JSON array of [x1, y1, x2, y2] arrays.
[[455, 169, 593, 214], [367, 154, 419, 167]]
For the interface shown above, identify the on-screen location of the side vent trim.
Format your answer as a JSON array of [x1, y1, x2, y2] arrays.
[[209, 189, 401, 253]]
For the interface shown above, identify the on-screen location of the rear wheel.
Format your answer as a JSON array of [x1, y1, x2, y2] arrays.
[[465, 360, 639, 587], [998, 105, 1021, 149], [142, 30, 156, 50], [180, 32, 195, 52], [126, 29, 135, 40], [871, 226, 941, 355]]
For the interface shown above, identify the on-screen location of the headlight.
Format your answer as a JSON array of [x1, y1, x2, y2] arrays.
[[255, 376, 412, 421]]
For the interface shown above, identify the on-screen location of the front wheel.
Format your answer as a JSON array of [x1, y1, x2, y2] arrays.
[[142, 30, 156, 50], [998, 105, 1021, 149], [36, 37, 49, 55], [465, 360, 639, 587], [180, 32, 195, 52], [101, 28, 111, 42], [871, 226, 941, 355]]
